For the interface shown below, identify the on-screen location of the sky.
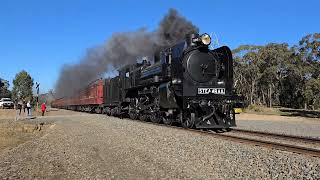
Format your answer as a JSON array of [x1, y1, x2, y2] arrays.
[[0, 0, 319, 93]]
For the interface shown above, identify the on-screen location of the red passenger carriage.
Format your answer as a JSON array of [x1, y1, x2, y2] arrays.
[[52, 79, 105, 113]]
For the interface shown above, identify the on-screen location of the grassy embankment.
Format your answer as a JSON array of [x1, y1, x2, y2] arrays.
[[244, 105, 320, 118]]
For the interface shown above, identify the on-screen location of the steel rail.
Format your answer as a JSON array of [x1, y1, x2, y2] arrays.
[[231, 128, 320, 144], [123, 118, 320, 158], [212, 132, 320, 158]]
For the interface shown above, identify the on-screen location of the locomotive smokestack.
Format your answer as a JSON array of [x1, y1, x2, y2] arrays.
[[186, 33, 199, 47]]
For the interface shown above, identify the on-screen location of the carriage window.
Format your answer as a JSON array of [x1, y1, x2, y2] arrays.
[[126, 72, 130, 78]]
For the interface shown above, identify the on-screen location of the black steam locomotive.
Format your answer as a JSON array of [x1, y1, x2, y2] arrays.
[[104, 33, 237, 129]]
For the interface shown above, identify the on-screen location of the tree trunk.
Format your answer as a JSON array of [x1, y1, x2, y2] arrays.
[[269, 84, 272, 108], [262, 91, 265, 106], [250, 81, 255, 105]]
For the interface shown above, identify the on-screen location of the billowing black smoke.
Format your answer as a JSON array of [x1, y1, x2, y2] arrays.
[[55, 9, 198, 97]]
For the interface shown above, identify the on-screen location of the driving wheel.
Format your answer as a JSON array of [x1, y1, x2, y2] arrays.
[[181, 112, 195, 129]]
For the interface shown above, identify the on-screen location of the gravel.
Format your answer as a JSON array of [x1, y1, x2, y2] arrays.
[[0, 114, 319, 179], [235, 118, 320, 139]]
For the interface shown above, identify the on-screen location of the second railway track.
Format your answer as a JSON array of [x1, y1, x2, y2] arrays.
[[218, 128, 320, 158], [121, 117, 320, 158], [230, 128, 320, 145]]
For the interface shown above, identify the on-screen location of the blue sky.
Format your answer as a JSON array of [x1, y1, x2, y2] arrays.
[[0, 0, 319, 93]]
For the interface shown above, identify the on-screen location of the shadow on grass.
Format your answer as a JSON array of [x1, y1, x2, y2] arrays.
[[279, 109, 320, 118]]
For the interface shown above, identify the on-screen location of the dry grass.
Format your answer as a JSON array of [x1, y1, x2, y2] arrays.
[[0, 109, 16, 120], [236, 113, 320, 123], [243, 104, 320, 119], [0, 108, 80, 153], [238, 105, 320, 122], [0, 119, 50, 152], [244, 105, 282, 115]]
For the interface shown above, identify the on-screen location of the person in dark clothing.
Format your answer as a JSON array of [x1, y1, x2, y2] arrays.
[[17, 101, 22, 115], [23, 101, 26, 113]]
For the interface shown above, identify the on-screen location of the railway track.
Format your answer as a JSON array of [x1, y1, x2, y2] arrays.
[[218, 129, 320, 158], [231, 128, 320, 144], [122, 118, 320, 158]]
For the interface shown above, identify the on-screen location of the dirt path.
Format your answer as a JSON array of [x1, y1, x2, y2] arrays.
[[0, 108, 83, 120]]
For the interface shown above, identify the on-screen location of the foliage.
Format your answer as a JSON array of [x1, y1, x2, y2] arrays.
[[246, 104, 264, 112], [38, 90, 55, 105], [11, 70, 34, 102], [304, 78, 320, 109], [233, 33, 320, 109], [0, 78, 11, 98]]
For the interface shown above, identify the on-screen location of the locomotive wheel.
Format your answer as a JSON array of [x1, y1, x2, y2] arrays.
[[139, 114, 148, 121], [106, 108, 111, 116], [162, 116, 172, 125], [150, 112, 161, 123], [181, 112, 195, 129], [96, 108, 102, 114], [129, 112, 138, 120]]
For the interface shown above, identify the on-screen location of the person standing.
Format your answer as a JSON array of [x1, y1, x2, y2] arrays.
[[23, 101, 26, 113], [26, 101, 31, 116], [17, 101, 22, 115], [41, 103, 46, 116]]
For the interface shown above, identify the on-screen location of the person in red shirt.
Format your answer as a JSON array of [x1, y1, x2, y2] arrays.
[[41, 103, 46, 116]]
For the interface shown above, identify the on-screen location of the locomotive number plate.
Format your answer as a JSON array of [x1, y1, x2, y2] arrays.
[[198, 88, 225, 95]]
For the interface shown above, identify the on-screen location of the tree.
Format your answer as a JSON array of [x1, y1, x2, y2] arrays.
[[304, 78, 320, 109], [0, 78, 11, 98], [298, 33, 320, 62], [298, 33, 320, 109], [233, 43, 303, 108], [233, 45, 262, 105], [233, 33, 320, 109], [12, 71, 34, 102], [279, 68, 305, 108], [258, 43, 294, 107]]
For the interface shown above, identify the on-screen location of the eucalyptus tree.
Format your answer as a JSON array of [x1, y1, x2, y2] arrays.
[[12, 70, 34, 102]]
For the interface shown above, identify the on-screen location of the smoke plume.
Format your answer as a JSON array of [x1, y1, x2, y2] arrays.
[[55, 9, 198, 97]]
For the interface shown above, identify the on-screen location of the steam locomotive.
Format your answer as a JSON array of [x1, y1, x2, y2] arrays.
[[52, 33, 237, 129]]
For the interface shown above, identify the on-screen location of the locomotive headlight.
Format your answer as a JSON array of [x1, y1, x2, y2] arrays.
[[201, 33, 211, 45]]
